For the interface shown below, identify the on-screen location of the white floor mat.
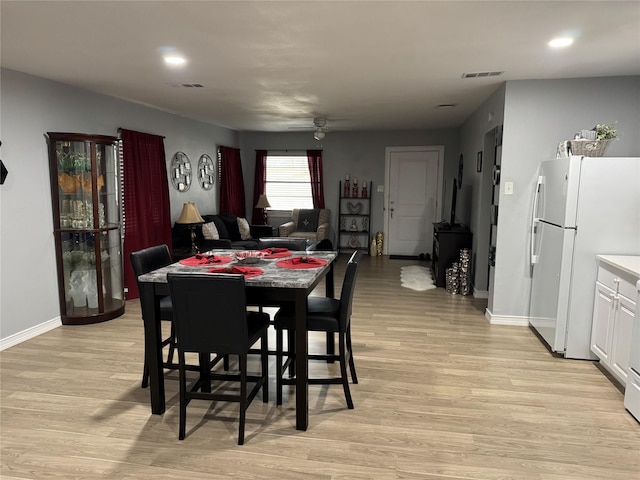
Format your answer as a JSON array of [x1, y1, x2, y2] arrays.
[[400, 265, 436, 291]]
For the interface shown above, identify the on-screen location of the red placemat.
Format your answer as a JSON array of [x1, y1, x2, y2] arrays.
[[179, 255, 233, 266], [207, 266, 264, 278], [261, 248, 292, 259], [275, 257, 328, 269]]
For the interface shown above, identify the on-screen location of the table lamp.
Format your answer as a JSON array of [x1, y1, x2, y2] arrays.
[[176, 202, 204, 253], [255, 194, 271, 225]]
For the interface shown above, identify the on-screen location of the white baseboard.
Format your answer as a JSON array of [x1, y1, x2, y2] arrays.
[[0, 317, 62, 351], [484, 309, 529, 326], [473, 288, 489, 299]]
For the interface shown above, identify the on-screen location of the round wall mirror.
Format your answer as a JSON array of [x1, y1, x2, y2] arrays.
[[170, 152, 191, 192], [197, 154, 215, 190]]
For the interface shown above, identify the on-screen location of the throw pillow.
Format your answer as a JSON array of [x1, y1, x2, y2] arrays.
[[202, 222, 219, 240], [212, 216, 230, 239], [220, 213, 241, 241], [297, 209, 320, 232], [237, 217, 252, 240]]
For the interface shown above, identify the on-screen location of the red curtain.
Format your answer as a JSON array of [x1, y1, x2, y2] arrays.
[[307, 150, 325, 208], [252, 150, 268, 224], [120, 129, 172, 300], [219, 146, 246, 217]]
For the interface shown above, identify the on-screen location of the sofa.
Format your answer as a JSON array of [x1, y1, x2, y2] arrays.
[[172, 213, 274, 252], [278, 208, 330, 242]]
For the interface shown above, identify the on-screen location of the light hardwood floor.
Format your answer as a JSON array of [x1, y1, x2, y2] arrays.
[[1, 255, 639, 479]]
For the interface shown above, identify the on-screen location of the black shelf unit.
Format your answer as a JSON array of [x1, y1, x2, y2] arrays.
[[337, 181, 371, 254], [431, 223, 472, 287]]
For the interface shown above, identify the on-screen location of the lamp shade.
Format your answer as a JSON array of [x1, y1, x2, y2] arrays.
[[255, 194, 271, 209], [176, 202, 204, 224]]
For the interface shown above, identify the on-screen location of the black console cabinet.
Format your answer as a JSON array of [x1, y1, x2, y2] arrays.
[[432, 223, 472, 287]]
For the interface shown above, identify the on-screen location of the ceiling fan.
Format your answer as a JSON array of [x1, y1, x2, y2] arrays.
[[288, 117, 330, 140]]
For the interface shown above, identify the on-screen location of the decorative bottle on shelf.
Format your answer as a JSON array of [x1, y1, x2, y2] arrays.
[[361, 181, 368, 198], [352, 177, 359, 198], [343, 175, 350, 197]]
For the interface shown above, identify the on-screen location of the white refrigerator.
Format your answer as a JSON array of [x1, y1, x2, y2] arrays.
[[529, 155, 640, 359]]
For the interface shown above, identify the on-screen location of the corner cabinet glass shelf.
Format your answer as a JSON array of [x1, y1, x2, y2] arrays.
[[46, 132, 125, 325]]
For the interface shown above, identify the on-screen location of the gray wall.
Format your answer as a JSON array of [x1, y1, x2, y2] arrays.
[[239, 129, 460, 246], [0, 68, 237, 341], [491, 76, 640, 320], [3, 68, 637, 343]]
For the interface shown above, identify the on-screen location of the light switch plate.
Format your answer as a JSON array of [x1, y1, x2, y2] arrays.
[[377, 185, 384, 192], [504, 181, 514, 195]]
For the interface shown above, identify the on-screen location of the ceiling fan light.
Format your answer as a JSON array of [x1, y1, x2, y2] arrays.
[[313, 130, 325, 140]]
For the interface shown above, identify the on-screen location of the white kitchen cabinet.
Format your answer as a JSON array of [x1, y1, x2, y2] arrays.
[[591, 282, 615, 363], [590, 256, 639, 387], [610, 294, 635, 384]]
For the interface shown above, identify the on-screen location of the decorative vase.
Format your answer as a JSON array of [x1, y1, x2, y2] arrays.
[[70, 270, 87, 307], [86, 270, 99, 308], [375, 232, 384, 256]]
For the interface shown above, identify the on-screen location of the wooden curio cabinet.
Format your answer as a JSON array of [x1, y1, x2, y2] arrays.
[[46, 132, 125, 325]]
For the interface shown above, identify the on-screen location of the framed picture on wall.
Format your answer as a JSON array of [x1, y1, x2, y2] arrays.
[[477, 151, 483, 173]]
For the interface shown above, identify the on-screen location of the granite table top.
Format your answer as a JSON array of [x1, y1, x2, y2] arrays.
[[138, 249, 338, 289]]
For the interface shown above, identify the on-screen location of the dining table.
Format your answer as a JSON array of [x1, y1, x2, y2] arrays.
[[136, 248, 338, 431]]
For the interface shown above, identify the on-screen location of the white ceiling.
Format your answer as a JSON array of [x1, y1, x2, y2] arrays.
[[2, 1, 639, 132]]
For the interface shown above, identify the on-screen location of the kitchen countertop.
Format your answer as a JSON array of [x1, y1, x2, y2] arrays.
[[596, 255, 640, 279]]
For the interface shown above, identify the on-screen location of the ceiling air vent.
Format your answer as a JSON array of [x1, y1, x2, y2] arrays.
[[462, 71, 504, 78]]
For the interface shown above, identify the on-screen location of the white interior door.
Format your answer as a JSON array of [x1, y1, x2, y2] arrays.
[[385, 147, 442, 256]]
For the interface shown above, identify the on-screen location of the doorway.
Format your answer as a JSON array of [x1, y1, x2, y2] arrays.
[[384, 146, 444, 256], [473, 129, 497, 294], [487, 126, 502, 313]]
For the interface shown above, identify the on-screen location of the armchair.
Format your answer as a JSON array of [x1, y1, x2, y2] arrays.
[[279, 208, 330, 243]]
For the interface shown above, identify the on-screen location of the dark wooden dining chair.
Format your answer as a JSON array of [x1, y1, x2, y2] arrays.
[[130, 244, 177, 388], [274, 250, 362, 408], [167, 272, 269, 445], [253, 237, 308, 324], [257, 237, 308, 251]]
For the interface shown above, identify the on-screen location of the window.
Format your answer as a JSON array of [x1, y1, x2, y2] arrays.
[[264, 155, 313, 210]]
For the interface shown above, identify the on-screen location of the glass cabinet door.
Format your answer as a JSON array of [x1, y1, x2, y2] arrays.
[[48, 133, 124, 324]]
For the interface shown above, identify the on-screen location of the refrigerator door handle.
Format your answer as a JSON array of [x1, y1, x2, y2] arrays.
[[530, 175, 544, 265]]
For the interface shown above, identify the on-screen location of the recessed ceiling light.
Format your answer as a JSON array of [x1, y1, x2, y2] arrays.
[[548, 37, 574, 48], [164, 55, 186, 66]]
